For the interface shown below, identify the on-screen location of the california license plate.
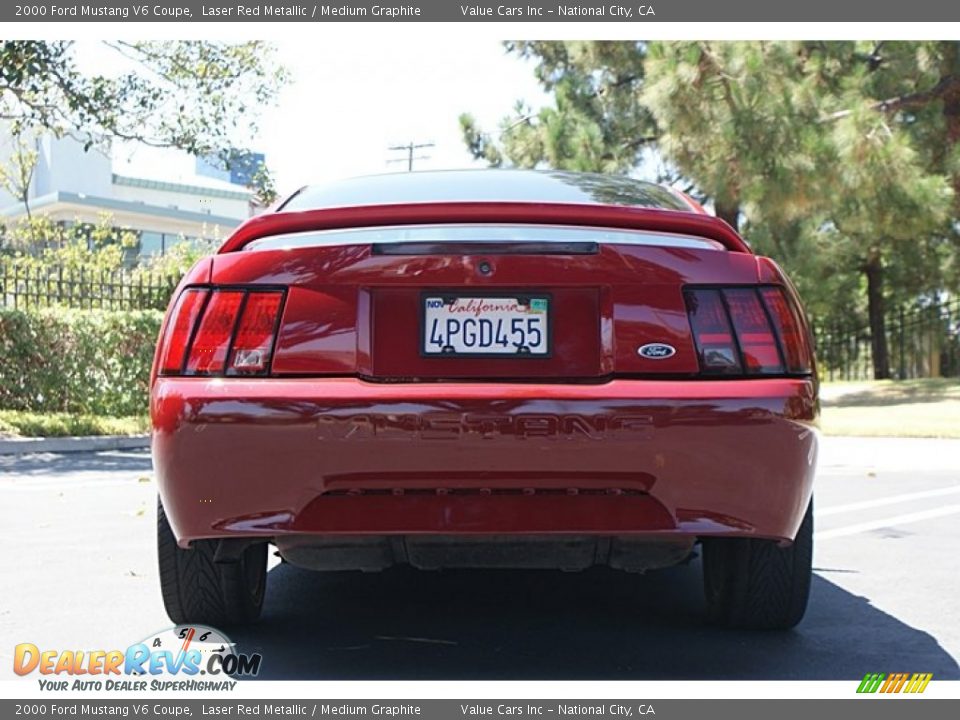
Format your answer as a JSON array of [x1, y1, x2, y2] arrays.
[[422, 295, 550, 357]]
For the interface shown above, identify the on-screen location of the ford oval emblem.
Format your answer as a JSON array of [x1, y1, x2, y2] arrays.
[[638, 343, 676, 359]]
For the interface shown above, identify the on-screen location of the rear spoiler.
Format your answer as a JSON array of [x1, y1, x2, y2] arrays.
[[218, 202, 752, 254]]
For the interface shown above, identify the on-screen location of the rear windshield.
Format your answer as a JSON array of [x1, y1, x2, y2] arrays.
[[243, 224, 725, 251], [279, 171, 693, 212]]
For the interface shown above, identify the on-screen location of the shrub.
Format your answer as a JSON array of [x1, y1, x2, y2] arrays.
[[0, 410, 149, 437], [0, 308, 162, 416]]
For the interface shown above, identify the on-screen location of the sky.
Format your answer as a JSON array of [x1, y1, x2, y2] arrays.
[[104, 39, 550, 197]]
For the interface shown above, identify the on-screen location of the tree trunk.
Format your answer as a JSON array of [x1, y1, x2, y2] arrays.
[[715, 200, 740, 232], [864, 249, 891, 380], [941, 42, 960, 212]]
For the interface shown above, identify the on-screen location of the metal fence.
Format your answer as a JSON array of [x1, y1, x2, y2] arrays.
[[813, 298, 960, 381], [0, 262, 180, 312]]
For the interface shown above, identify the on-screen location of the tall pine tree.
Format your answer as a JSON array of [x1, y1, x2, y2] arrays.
[[462, 41, 958, 378]]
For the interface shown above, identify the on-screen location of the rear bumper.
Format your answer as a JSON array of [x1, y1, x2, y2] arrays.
[[152, 377, 818, 546]]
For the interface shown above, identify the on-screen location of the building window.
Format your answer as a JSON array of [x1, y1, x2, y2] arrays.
[[140, 231, 164, 257]]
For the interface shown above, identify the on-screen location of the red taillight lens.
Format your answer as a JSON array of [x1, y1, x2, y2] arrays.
[[158, 287, 283, 375], [760, 287, 812, 373], [723, 289, 783, 374], [683, 289, 742, 374], [158, 288, 209, 374], [184, 290, 245, 374], [685, 285, 812, 376], [158, 287, 285, 377], [228, 292, 283, 374]]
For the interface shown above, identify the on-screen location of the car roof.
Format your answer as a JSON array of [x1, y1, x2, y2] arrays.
[[280, 169, 692, 213]]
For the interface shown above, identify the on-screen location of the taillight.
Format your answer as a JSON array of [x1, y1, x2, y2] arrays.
[[184, 290, 245, 374], [724, 289, 783, 374], [760, 287, 812, 373], [684, 286, 811, 376], [158, 288, 209, 374], [158, 287, 284, 377], [684, 289, 742, 374], [228, 292, 284, 375]]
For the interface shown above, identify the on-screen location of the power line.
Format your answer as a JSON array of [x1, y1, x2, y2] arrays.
[[387, 141, 435, 172]]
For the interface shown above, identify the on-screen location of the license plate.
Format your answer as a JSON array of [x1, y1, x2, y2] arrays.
[[422, 295, 550, 357]]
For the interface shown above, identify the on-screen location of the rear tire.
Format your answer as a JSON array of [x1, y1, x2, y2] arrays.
[[157, 498, 267, 626], [702, 499, 813, 630]]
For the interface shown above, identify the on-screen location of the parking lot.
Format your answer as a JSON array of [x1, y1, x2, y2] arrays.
[[1, 436, 958, 680]]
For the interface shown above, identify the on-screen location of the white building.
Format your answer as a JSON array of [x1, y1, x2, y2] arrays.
[[0, 131, 257, 256]]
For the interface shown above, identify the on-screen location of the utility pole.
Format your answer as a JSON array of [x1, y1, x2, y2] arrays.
[[388, 141, 434, 172]]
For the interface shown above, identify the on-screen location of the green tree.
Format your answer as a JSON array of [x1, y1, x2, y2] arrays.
[[1, 214, 138, 271], [644, 42, 954, 377], [460, 42, 657, 173], [248, 162, 279, 209], [0, 127, 38, 219], [0, 40, 288, 165], [463, 41, 959, 379]]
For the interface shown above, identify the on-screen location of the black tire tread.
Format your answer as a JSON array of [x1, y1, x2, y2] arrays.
[[157, 498, 265, 626], [703, 500, 813, 630], [157, 499, 188, 622]]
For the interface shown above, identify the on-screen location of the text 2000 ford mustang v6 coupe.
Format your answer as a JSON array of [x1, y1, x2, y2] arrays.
[[152, 170, 817, 630]]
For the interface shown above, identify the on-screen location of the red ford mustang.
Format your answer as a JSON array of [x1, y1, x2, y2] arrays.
[[152, 170, 817, 630]]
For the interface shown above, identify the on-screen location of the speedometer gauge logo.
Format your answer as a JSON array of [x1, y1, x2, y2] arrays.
[[133, 625, 261, 677]]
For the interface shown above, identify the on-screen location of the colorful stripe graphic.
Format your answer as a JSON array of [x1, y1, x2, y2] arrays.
[[857, 672, 932, 693]]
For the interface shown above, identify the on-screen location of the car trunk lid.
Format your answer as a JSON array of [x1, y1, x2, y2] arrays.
[[209, 223, 765, 380]]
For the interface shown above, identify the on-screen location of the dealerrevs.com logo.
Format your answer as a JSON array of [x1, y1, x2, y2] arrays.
[[13, 625, 262, 692]]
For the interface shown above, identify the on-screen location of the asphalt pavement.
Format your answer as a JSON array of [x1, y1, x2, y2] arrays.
[[1, 436, 958, 680]]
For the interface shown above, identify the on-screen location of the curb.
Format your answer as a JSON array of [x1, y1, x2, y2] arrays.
[[0, 434, 150, 456]]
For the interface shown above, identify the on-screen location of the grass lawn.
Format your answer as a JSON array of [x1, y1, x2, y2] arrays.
[[0, 411, 149, 438], [820, 378, 960, 438]]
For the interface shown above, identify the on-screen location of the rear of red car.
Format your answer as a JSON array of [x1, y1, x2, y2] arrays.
[[152, 171, 818, 630]]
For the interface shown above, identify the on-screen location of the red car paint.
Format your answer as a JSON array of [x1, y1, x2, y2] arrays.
[[151, 170, 817, 551], [153, 376, 816, 544]]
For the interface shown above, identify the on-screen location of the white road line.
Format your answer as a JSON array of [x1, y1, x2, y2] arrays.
[[816, 485, 960, 517], [815, 504, 960, 540]]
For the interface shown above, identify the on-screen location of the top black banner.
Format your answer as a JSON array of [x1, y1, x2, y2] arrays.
[[6, 0, 960, 22]]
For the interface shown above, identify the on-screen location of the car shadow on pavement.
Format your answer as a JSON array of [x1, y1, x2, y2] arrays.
[[228, 559, 960, 680]]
